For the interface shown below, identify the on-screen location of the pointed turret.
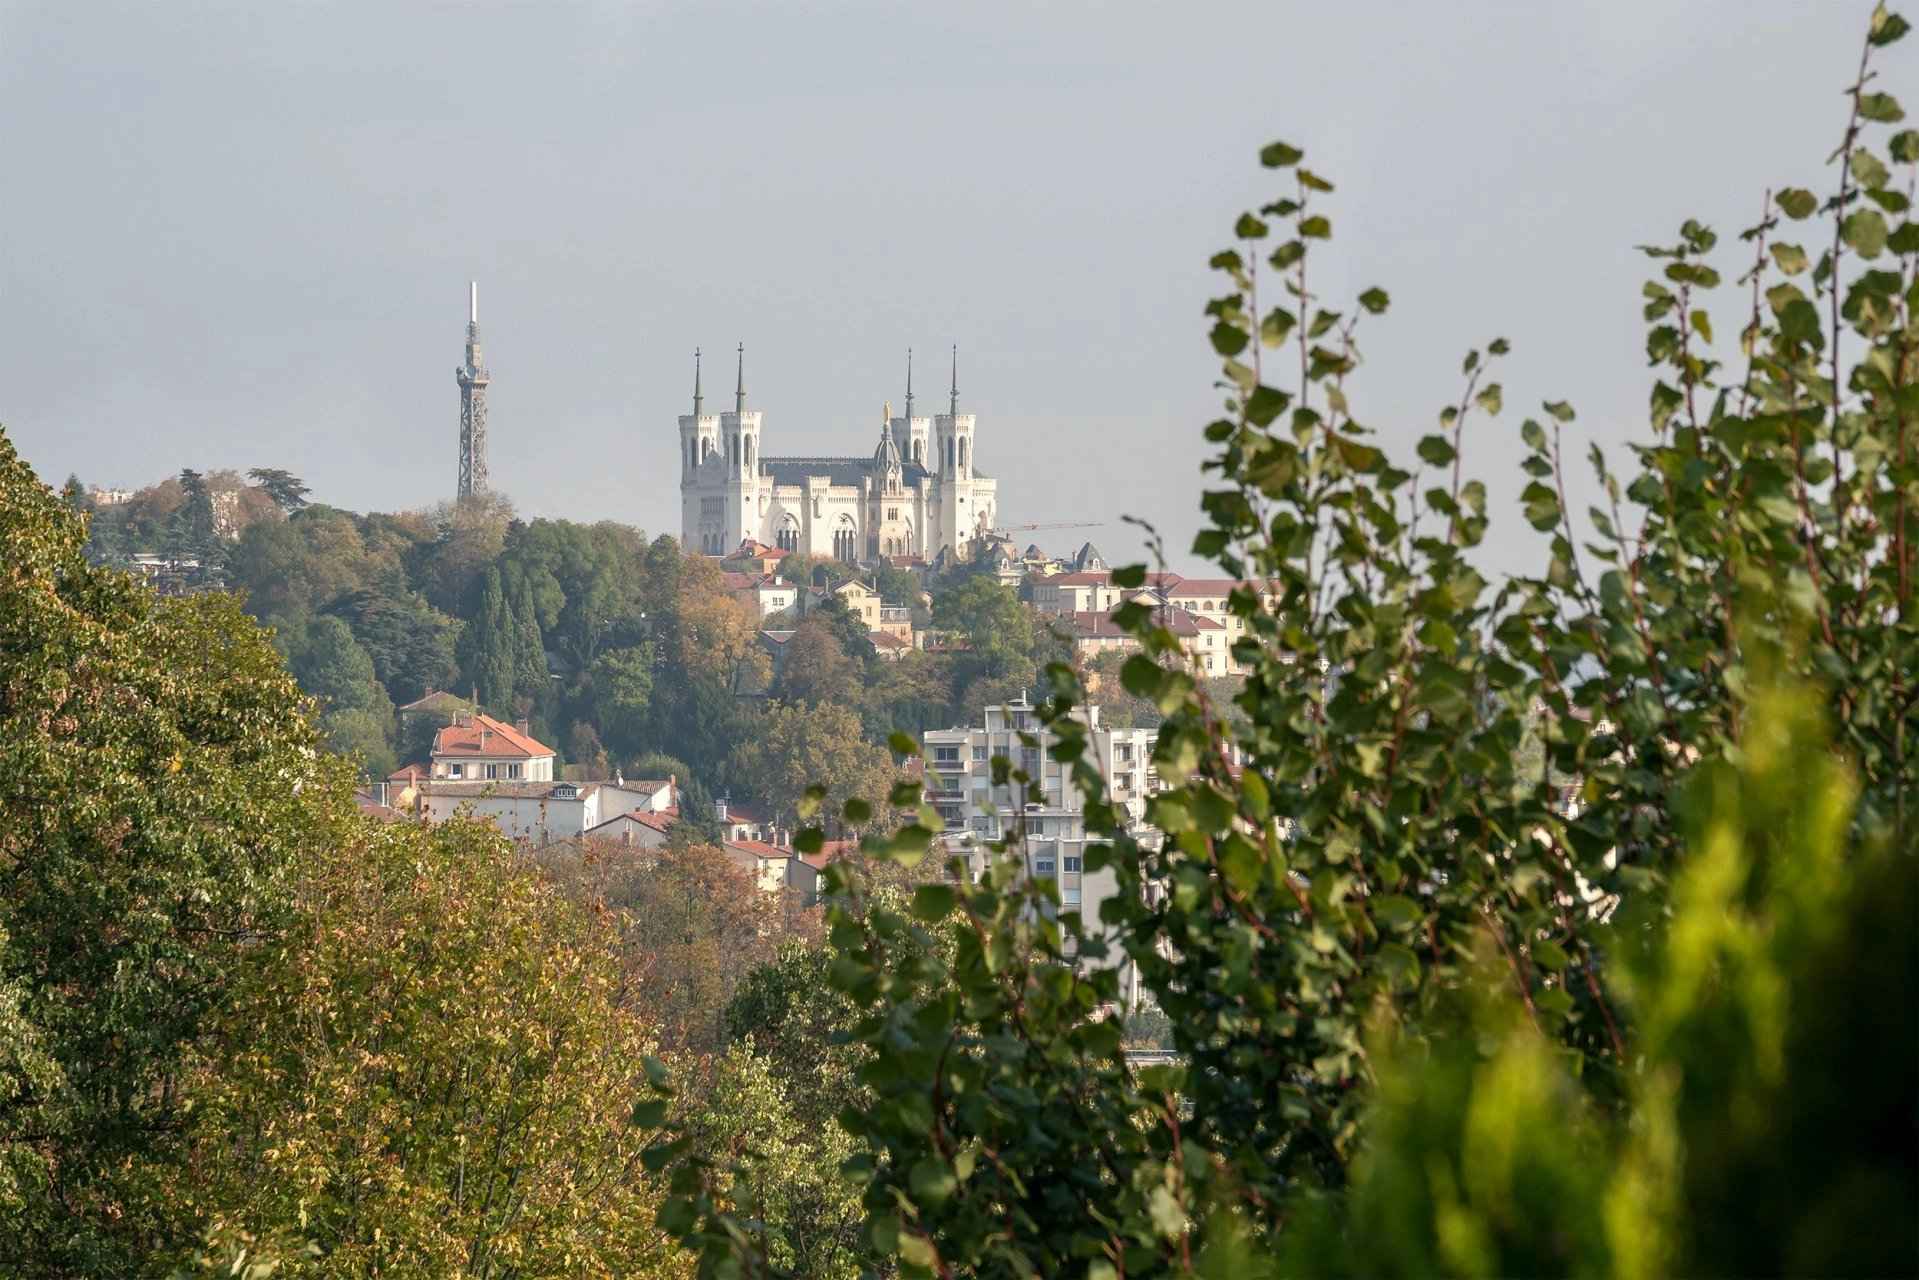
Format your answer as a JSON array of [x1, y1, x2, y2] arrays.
[[948, 345, 958, 419], [693, 347, 703, 417], [904, 348, 915, 421], [734, 342, 746, 415]]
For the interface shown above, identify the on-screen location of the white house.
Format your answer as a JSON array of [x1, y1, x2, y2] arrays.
[[429, 713, 556, 782]]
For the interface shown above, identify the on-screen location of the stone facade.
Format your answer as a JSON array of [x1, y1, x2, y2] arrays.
[[679, 349, 997, 565]]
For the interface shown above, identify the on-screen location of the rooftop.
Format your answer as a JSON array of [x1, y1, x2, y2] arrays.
[[431, 713, 555, 760]]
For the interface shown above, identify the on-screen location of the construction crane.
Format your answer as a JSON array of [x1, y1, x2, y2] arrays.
[[989, 520, 1103, 536]]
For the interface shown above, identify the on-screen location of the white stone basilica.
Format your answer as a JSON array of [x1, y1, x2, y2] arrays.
[[679, 347, 998, 564]]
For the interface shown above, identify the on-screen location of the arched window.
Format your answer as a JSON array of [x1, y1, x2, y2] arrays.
[[912, 440, 922, 464], [958, 438, 968, 471], [745, 437, 754, 469]]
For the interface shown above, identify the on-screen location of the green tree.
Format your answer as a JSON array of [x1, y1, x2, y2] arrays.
[[0, 428, 349, 1273], [809, 593, 875, 661], [289, 616, 387, 716], [246, 467, 310, 513], [456, 567, 516, 712], [727, 701, 896, 832], [592, 643, 658, 758], [931, 575, 1031, 672], [659, 12, 1919, 1275]]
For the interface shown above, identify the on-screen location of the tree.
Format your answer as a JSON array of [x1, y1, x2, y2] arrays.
[[810, 593, 875, 661], [59, 473, 86, 511], [456, 567, 516, 712], [166, 467, 220, 568], [592, 643, 658, 758], [246, 467, 310, 514], [772, 619, 859, 707], [931, 574, 1031, 672], [328, 588, 461, 705], [178, 818, 685, 1278], [0, 428, 348, 1272], [660, 14, 1919, 1275], [727, 701, 895, 832]]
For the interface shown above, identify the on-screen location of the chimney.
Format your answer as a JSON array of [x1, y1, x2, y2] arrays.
[[715, 795, 729, 824], [479, 727, 489, 749], [516, 717, 530, 737]]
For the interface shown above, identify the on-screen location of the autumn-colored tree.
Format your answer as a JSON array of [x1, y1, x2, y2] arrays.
[[176, 819, 686, 1279], [728, 701, 896, 832]]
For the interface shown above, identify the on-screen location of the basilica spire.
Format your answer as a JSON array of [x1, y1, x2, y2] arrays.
[[948, 345, 959, 418], [734, 342, 746, 414], [693, 347, 703, 417], [904, 347, 915, 420]]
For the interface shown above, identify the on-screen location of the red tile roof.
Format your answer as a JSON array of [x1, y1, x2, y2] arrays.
[[387, 763, 430, 784], [725, 839, 791, 860], [1065, 611, 1133, 639], [587, 809, 678, 836], [430, 713, 554, 760], [870, 631, 910, 650], [1042, 572, 1112, 587]]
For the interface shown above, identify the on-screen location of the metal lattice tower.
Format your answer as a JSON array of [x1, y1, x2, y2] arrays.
[[456, 281, 491, 499]]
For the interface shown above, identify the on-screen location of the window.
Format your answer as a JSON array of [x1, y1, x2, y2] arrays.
[[1034, 858, 1056, 875], [887, 507, 898, 520], [933, 746, 960, 764], [508, 763, 522, 779], [1064, 856, 1082, 872], [1062, 886, 1081, 907], [972, 744, 987, 761], [448, 763, 463, 778], [486, 764, 499, 780]]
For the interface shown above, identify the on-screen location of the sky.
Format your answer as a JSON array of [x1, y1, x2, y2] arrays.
[[0, 1, 1905, 575]]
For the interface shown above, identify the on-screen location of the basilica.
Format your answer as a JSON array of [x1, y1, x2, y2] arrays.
[[679, 347, 997, 565]]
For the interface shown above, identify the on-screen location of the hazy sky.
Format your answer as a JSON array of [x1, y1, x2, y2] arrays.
[[1, 2, 1904, 573]]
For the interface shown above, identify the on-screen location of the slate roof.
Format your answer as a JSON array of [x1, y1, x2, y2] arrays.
[[417, 780, 597, 800], [759, 456, 934, 489]]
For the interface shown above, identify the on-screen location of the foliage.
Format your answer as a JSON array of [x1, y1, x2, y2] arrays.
[[773, 619, 860, 706], [0, 429, 350, 1274], [728, 701, 897, 832], [931, 574, 1032, 672], [247, 467, 310, 513], [175, 818, 686, 1279], [534, 841, 797, 1056], [657, 11, 1919, 1276]]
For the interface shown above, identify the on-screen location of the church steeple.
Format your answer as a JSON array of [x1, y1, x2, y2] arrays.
[[904, 348, 915, 421], [734, 342, 745, 415], [948, 345, 959, 419], [692, 347, 703, 417]]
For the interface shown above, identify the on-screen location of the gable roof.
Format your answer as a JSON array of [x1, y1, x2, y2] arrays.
[[1044, 572, 1111, 587], [430, 714, 555, 760], [725, 838, 791, 861], [1065, 611, 1132, 639], [586, 808, 678, 837], [398, 689, 475, 715]]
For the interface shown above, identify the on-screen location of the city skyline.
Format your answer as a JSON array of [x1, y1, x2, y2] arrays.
[[1, 2, 1900, 573]]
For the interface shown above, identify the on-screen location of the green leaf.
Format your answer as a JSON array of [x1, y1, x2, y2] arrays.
[[911, 884, 958, 921], [630, 1098, 669, 1128], [1120, 654, 1164, 699], [1234, 212, 1268, 239], [1299, 215, 1331, 239], [1776, 188, 1819, 219], [1859, 91, 1904, 122], [1870, 2, 1912, 44], [1851, 148, 1891, 190], [1111, 563, 1147, 589], [1358, 286, 1390, 314], [1417, 435, 1456, 466], [1770, 242, 1810, 275], [1259, 140, 1304, 167], [1890, 129, 1919, 163], [1843, 208, 1889, 259], [843, 797, 872, 824], [1474, 383, 1504, 416], [1532, 939, 1570, 970], [1210, 321, 1250, 356], [798, 783, 827, 819], [1371, 894, 1422, 930], [888, 730, 921, 756], [1544, 399, 1577, 423]]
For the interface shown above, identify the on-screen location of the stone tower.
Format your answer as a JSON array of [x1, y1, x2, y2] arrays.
[[456, 281, 490, 499]]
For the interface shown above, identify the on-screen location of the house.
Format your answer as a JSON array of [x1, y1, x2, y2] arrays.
[[584, 808, 678, 848], [875, 604, 914, 642], [870, 631, 912, 661], [397, 689, 476, 727], [429, 713, 557, 782], [806, 577, 881, 629], [722, 539, 787, 576], [1032, 571, 1119, 617], [714, 797, 778, 845], [415, 779, 603, 841]]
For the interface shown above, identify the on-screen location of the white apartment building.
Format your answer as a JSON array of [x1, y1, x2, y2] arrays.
[[923, 693, 1160, 1008]]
